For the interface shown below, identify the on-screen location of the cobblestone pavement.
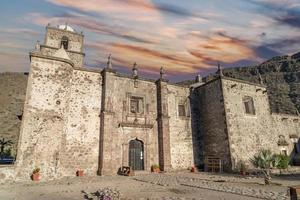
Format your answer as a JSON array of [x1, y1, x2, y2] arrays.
[[133, 173, 291, 200]]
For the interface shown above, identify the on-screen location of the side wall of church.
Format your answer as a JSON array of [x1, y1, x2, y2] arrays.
[[15, 55, 73, 181], [99, 72, 159, 175], [191, 78, 232, 171], [167, 84, 193, 169], [221, 78, 300, 170]]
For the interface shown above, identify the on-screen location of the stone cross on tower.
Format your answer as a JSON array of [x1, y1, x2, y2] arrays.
[[160, 66, 165, 79], [132, 62, 138, 78], [107, 54, 112, 69]]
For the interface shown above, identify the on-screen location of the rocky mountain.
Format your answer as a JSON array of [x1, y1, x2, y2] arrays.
[[0, 72, 28, 155]]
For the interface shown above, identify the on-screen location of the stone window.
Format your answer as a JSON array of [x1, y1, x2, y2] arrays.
[[130, 96, 143, 114], [243, 96, 255, 115], [61, 36, 69, 50], [178, 104, 186, 116]]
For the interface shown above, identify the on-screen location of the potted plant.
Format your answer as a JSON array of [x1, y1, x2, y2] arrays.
[[240, 162, 246, 176], [151, 164, 160, 173], [76, 169, 84, 177], [31, 167, 40, 181]]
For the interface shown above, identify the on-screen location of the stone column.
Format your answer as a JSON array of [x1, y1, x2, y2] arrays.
[[98, 68, 117, 175], [156, 79, 172, 171]]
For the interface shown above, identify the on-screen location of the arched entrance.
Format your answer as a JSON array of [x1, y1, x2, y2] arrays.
[[129, 139, 144, 170]]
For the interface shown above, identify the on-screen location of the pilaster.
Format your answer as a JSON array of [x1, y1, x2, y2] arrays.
[[156, 78, 172, 171], [98, 68, 116, 175]]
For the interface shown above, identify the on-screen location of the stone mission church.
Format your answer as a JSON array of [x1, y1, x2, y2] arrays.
[[3, 24, 299, 181]]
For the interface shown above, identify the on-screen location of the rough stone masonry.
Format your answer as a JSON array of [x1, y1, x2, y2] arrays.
[[0, 24, 299, 183]]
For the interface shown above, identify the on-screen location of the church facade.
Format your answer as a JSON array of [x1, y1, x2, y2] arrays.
[[1, 24, 299, 182]]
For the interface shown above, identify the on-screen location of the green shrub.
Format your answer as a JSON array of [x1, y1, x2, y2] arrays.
[[274, 154, 290, 169], [151, 164, 159, 169]]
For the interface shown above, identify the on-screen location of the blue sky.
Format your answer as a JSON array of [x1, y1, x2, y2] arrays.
[[0, 0, 299, 81]]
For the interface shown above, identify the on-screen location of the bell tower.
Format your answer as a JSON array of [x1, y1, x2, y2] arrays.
[[40, 24, 85, 67]]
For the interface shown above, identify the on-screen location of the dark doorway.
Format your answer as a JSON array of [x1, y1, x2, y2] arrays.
[[129, 139, 144, 170]]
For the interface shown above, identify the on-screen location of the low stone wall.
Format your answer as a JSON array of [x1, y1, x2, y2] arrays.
[[0, 165, 15, 184]]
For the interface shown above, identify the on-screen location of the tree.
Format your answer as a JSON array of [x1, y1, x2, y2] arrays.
[[250, 149, 275, 185], [0, 138, 13, 156]]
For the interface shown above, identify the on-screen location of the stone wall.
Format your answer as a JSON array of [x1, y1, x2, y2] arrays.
[[15, 55, 74, 181], [167, 84, 193, 169], [60, 68, 102, 176], [0, 72, 28, 155], [221, 77, 300, 170], [191, 78, 232, 171], [0, 165, 15, 184]]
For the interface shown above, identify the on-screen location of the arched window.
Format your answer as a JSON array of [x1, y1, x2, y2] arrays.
[[243, 96, 255, 115], [61, 36, 69, 50]]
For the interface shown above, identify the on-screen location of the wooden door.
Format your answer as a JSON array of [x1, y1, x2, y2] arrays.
[[129, 139, 144, 170]]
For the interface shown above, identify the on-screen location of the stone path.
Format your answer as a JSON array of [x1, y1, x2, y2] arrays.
[[134, 173, 290, 200]]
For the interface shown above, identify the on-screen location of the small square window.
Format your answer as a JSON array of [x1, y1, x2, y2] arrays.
[[178, 104, 186, 116], [243, 96, 255, 115]]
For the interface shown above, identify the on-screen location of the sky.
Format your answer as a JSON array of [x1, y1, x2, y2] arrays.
[[0, 0, 299, 81]]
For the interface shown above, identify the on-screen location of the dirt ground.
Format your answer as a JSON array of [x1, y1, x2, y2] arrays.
[[0, 172, 298, 200]]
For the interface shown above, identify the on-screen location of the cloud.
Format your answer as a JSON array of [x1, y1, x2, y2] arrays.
[[27, 12, 159, 44], [253, 45, 280, 59], [274, 12, 300, 28], [108, 43, 204, 74], [0, 28, 40, 37], [251, 0, 300, 29], [47, 0, 161, 22], [187, 31, 256, 64], [47, 0, 212, 21], [7, 0, 298, 81], [253, 36, 300, 58]]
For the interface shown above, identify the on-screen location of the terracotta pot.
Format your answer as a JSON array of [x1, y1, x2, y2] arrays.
[[76, 170, 84, 177], [32, 173, 40, 181]]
